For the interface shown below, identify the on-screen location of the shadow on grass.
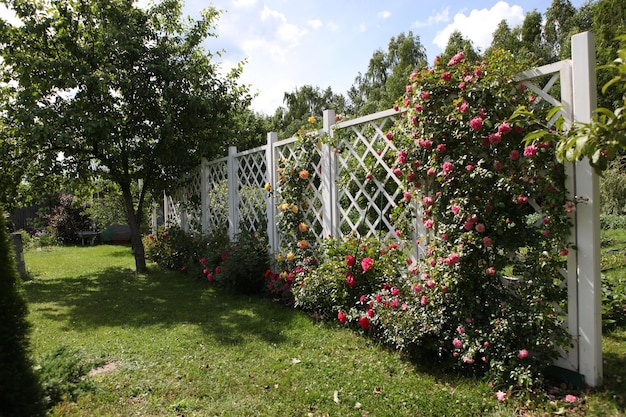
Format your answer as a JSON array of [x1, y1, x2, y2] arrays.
[[24, 263, 295, 346], [597, 329, 626, 413]]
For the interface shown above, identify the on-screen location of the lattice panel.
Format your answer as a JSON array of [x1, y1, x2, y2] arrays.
[[237, 150, 269, 234], [205, 160, 229, 234], [335, 114, 404, 242]]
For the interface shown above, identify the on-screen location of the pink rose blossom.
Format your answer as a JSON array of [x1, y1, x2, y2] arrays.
[[358, 316, 370, 329], [488, 132, 502, 144], [403, 191, 412, 201], [486, 267, 496, 276], [424, 219, 434, 229], [524, 145, 538, 157], [458, 101, 469, 113], [498, 122, 512, 135], [385, 131, 393, 141], [397, 151, 407, 164], [483, 236, 492, 247], [475, 223, 486, 233], [441, 71, 452, 81], [421, 91, 430, 100], [345, 255, 355, 267], [465, 164, 474, 171], [426, 279, 436, 289], [565, 394, 579, 403], [427, 168, 437, 177], [443, 161, 454, 173], [420, 295, 429, 306], [361, 257, 374, 272], [337, 311, 347, 323], [509, 149, 521, 161], [517, 349, 529, 359], [437, 143, 446, 152], [457, 325, 465, 334], [452, 338, 463, 349], [413, 284, 423, 293], [446, 253, 461, 266], [469, 117, 483, 131], [496, 391, 507, 402], [345, 272, 355, 288], [423, 196, 434, 206], [451, 205, 461, 215], [448, 51, 464, 66]]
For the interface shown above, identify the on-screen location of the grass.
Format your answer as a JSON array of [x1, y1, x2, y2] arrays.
[[22, 244, 626, 416]]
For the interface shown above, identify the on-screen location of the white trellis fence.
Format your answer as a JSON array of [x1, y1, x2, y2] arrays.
[[164, 32, 601, 387]]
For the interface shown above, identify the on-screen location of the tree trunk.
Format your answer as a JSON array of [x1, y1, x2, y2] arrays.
[[121, 183, 147, 273]]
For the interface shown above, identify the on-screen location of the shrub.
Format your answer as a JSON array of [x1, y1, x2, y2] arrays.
[[292, 234, 409, 320], [201, 231, 270, 295], [144, 226, 224, 273], [47, 193, 91, 244], [0, 212, 46, 417], [600, 214, 626, 230], [384, 49, 573, 389]]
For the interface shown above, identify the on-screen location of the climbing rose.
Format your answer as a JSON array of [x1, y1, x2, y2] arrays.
[[453, 338, 463, 349], [441, 71, 452, 81], [442, 161, 454, 173], [358, 316, 371, 330], [345, 255, 355, 267], [517, 349, 529, 359], [509, 149, 521, 160], [299, 169, 309, 180], [361, 257, 374, 272]]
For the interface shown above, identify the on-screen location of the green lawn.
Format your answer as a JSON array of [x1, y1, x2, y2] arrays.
[[22, 244, 626, 416]]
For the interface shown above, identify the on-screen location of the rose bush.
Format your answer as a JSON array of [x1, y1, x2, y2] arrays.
[[380, 49, 573, 389]]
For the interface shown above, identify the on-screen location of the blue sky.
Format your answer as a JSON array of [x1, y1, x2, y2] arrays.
[[192, 0, 588, 114], [1, 0, 589, 115]]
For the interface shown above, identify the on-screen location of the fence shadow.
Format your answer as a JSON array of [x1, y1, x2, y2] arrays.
[[24, 265, 295, 346]]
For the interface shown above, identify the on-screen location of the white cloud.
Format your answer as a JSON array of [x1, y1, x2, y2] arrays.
[[433, 1, 524, 52], [307, 18, 323, 30], [358, 23, 366, 32], [378, 10, 391, 20], [413, 7, 449, 28], [327, 21, 339, 32]]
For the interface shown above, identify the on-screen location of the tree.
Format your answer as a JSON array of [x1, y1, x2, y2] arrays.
[[0, 0, 250, 272], [0, 211, 46, 417], [440, 30, 480, 65], [270, 84, 346, 138], [348, 31, 427, 115], [544, 0, 577, 59], [487, 19, 520, 55]]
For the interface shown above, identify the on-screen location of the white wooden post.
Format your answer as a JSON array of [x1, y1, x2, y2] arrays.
[[322, 109, 338, 237], [572, 31, 602, 387], [227, 146, 240, 240], [266, 132, 278, 254], [200, 157, 209, 234], [163, 191, 169, 227]]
